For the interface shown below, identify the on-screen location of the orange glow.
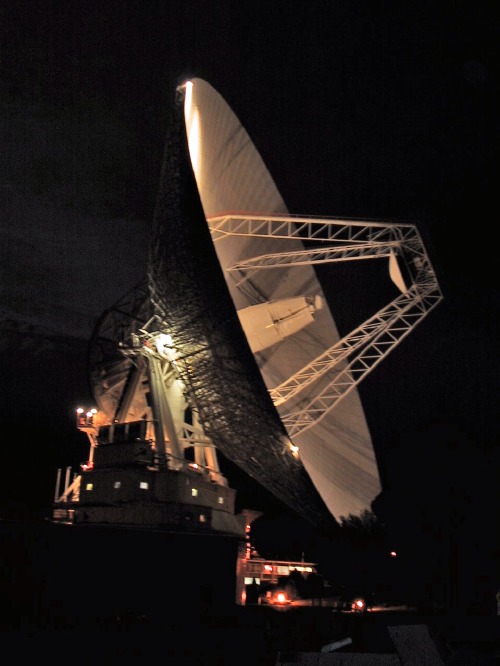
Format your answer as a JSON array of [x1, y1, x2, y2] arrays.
[[352, 598, 366, 611], [276, 592, 287, 604]]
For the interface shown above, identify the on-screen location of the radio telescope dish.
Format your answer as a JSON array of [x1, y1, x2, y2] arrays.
[[90, 78, 442, 529], [176, 78, 382, 522]]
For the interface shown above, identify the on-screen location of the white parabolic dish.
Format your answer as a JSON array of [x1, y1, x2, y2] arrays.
[[182, 78, 382, 521]]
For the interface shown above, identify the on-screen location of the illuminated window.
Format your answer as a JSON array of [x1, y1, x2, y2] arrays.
[[113, 481, 121, 489], [191, 488, 198, 497], [199, 514, 206, 522], [244, 577, 261, 585], [290, 566, 313, 573], [85, 483, 93, 491], [139, 481, 149, 490], [218, 496, 224, 504]]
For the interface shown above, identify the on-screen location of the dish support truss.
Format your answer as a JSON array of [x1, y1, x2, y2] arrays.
[[208, 214, 443, 438]]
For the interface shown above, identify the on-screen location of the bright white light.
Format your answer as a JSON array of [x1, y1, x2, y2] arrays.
[[188, 110, 200, 173], [155, 333, 175, 359], [184, 80, 193, 109], [183, 80, 201, 176]]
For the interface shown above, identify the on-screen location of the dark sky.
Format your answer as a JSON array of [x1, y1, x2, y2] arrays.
[[1, 1, 498, 574]]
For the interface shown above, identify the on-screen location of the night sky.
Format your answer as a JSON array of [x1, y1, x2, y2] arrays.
[[1, 1, 498, 591]]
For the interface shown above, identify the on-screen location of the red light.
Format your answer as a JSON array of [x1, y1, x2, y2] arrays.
[[390, 551, 397, 557], [352, 598, 365, 612]]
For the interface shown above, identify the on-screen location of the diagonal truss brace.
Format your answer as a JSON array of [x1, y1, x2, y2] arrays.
[[207, 214, 443, 438]]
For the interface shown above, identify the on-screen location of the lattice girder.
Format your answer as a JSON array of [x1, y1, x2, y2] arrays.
[[207, 214, 443, 438]]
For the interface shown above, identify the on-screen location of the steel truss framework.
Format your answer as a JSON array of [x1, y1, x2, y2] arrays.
[[208, 214, 443, 437], [87, 284, 223, 475]]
